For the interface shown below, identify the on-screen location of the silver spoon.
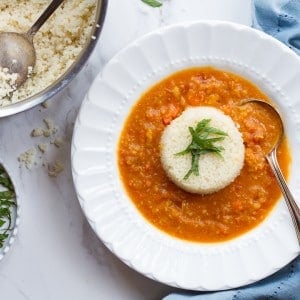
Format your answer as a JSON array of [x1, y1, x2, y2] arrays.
[[0, 0, 65, 88], [240, 98, 300, 244]]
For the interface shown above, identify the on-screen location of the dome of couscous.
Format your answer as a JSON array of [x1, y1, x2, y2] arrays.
[[160, 106, 245, 194]]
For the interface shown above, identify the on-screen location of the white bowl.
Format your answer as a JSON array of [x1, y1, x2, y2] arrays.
[[71, 21, 300, 291]]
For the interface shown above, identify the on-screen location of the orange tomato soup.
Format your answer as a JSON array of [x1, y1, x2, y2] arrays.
[[118, 67, 290, 243]]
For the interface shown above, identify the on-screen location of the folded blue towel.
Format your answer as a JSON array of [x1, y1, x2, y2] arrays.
[[164, 1, 300, 299], [164, 257, 300, 299], [252, 0, 300, 54]]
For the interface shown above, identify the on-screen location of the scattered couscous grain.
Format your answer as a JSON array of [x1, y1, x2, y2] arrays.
[[43, 118, 56, 132], [41, 100, 51, 109], [43, 118, 57, 137], [48, 160, 64, 177], [53, 137, 63, 148], [19, 118, 62, 175], [38, 143, 47, 153], [18, 148, 36, 169], [31, 128, 44, 137]]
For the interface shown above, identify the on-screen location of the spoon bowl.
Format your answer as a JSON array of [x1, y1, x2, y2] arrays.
[[240, 98, 284, 154], [240, 98, 300, 244], [0, 0, 65, 88], [0, 32, 35, 87]]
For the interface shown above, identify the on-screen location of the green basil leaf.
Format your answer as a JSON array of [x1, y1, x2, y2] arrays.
[[141, 0, 162, 8], [175, 119, 227, 180]]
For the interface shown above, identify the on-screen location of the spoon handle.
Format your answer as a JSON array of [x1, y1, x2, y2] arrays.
[[26, 0, 65, 38], [266, 150, 300, 244]]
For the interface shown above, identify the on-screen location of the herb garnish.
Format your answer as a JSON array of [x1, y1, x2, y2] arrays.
[[141, 0, 162, 8], [175, 119, 228, 180], [0, 165, 16, 249]]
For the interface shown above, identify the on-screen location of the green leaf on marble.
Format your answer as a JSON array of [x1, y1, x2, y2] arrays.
[[141, 0, 162, 8]]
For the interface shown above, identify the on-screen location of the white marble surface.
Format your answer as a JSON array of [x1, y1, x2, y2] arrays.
[[0, 1, 251, 299]]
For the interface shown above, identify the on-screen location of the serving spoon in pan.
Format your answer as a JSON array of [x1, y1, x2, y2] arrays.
[[0, 0, 65, 88], [240, 98, 300, 244]]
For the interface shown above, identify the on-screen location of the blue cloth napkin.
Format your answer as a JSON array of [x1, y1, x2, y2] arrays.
[[164, 1, 300, 299], [164, 257, 300, 299], [252, 0, 300, 54]]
